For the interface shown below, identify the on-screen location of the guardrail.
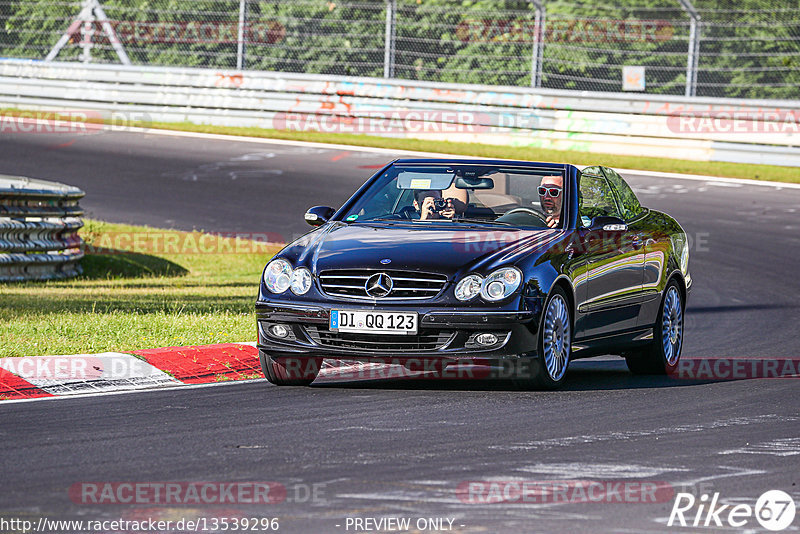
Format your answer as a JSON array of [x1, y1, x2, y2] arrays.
[[0, 60, 798, 167], [0, 175, 85, 282]]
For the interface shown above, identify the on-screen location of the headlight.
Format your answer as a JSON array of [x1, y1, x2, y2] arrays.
[[263, 259, 293, 294], [480, 267, 523, 301], [290, 267, 312, 295], [680, 245, 689, 275], [455, 274, 483, 301]]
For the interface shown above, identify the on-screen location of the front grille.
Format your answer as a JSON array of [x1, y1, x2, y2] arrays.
[[304, 326, 455, 351], [318, 269, 448, 300]]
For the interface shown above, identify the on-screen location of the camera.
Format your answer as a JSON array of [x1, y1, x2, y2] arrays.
[[432, 198, 448, 211]]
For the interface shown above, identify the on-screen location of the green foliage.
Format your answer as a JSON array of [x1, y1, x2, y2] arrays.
[[1, 0, 797, 98]]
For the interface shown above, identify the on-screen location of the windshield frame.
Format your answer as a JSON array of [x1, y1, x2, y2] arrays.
[[338, 162, 569, 230]]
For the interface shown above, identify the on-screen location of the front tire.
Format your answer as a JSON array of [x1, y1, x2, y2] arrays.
[[625, 280, 684, 375], [514, 286, 572, 390], [259, 351, 322, 386]]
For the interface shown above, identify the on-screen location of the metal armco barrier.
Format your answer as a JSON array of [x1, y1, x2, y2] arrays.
[[0, 175, 85, 282], [0, 60, 798, 167]]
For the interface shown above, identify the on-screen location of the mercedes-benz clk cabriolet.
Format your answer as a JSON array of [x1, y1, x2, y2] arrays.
[[256, 159, 691, 389]]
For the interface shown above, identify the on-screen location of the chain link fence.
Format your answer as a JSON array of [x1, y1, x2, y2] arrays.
[[1, 0, 798, 99]]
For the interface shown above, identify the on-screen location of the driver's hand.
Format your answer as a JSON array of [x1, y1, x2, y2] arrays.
[[439, 199, 456, 219], [546, 214, 559, 228], [420, 197, 437, 220]]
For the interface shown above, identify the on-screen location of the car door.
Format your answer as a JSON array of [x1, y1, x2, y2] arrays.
[[575, 170, 645, 338], [601, 167, 658, 328]]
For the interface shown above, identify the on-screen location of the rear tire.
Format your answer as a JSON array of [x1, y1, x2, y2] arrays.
[[514, 286, 572, 390], [625, 280, 684, 375], [259, 351, 322, 386]]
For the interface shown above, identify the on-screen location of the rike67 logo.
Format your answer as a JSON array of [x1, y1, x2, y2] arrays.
[[668, 490, 796, 531]]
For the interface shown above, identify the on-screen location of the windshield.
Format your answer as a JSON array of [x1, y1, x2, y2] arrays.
[[343, 164, 566, 228]]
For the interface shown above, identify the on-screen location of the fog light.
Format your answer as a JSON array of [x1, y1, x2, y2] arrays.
[[465, 331, 508, 349], [270, 324, 290, 338], [475, 333, 499, 346]]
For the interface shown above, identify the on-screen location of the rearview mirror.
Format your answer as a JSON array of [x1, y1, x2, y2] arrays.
[[304, 206, 335, 227], [589, 216, 627, 232], [454, 176, 494, 189]]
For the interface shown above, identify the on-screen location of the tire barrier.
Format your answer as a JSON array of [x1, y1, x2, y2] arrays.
[[0, 175, 85, 282]]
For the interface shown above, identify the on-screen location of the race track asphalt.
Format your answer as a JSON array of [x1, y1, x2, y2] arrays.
[[1, 128, 798, 533]]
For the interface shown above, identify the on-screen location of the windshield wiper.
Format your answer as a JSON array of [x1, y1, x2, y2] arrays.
[[352, 216, 413, 225], [362, 215, 405, 222], [454, 217, 515, 226], [356, 216, 516, 227]]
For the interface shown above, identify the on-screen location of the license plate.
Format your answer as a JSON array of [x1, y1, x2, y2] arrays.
[[330, 310, 418, 335]]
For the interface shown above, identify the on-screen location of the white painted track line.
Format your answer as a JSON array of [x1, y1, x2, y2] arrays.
[[122, 124, 800, 190]]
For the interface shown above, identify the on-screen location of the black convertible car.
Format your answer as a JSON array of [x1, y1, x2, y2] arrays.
[[256, 159, 691, 388]]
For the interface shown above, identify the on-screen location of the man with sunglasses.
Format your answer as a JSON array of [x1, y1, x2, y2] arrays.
[[538, 176, 563, 228]]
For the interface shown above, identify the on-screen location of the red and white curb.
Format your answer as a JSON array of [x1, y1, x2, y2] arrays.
[[0, 343, 263, 401], [0, 344, 395, 402], [5, 343, 796, 402]]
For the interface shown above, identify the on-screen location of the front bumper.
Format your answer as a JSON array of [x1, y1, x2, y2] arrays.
[[255, 300, 542, 360]]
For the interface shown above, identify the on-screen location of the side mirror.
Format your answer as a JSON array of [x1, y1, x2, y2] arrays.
[[304, 206, 335, 227], [589, 215, 627, 232]]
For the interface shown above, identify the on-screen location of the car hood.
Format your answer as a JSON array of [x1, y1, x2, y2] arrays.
[[286, 222, 560, 279]]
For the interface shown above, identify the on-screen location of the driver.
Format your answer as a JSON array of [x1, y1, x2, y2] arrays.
[[538, 175, 563, 228], [414, 186, 469, 220]]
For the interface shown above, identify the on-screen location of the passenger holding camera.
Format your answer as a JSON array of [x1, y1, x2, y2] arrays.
[[413, 186, 468, 220], [414, 189, 446, 220]]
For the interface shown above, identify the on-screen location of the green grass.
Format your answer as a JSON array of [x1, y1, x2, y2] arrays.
[[2, 107, 798, 183], [0, 220, 280, 358]]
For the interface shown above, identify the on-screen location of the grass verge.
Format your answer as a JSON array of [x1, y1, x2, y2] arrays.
[[0, 220, 279, 358], [3, 107, 799, 183]]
